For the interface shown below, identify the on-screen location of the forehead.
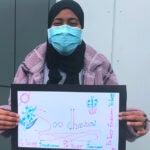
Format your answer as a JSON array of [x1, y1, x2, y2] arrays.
[[54, 8, 78, 19]]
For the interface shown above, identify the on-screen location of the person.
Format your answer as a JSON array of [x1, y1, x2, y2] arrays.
[[0, 0, 149, 142]]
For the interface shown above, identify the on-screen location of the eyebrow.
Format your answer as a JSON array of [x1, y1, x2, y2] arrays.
[[53, 17, 79, 22], [53, 18, 63, 22], [68, 18, 79, 22]]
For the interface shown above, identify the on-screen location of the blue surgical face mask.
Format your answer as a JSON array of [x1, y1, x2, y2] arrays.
[[47, 25, 82, 56]]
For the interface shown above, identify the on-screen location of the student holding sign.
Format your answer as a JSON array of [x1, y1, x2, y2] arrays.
[[0, 0, 149, 142]]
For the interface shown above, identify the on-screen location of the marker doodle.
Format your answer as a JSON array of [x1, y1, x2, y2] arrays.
[[87, 96, 99, 115], [20, 105, 37, 129], [20, 93, 30, 104]]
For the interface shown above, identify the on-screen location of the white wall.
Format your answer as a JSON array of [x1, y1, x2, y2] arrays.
[[57, 0, 150, 149], [112, 0, 150, 149]]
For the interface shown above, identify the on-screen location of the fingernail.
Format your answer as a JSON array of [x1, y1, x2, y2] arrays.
[[16, 114, 19, 117], [119, 112, 122, 116], [127, 122, 131, 126], [119, 117, 122, 120]]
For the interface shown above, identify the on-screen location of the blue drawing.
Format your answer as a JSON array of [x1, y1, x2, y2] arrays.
[[20, 105, 38, 129], [108, 93, 115, 107], [87, 96, 99, 108], [87, 96, 99, 115], [110, 93, 115, 100]]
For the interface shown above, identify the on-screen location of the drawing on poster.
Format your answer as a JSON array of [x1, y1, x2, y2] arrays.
[[17, 91, 119, 150]]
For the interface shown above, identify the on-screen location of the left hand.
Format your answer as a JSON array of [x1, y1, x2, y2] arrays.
[[119, 110, 148, 136]]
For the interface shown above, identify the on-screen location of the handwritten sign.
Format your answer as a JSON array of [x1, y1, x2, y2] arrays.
[[11, 84, 126, 150]]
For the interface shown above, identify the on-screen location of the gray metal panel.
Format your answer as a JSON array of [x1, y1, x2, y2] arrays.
[[0, 87, 11, 149], [0, 3, 14, 149], [0, 87, 10, 105], [0, 136, 11, 150], [15, 0, 49, 70], [0, 0, 15, 86], [0, 1, 55, 149]]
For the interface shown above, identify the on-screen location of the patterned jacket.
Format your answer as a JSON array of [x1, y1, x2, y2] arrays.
[[0, 42, 149, 141]]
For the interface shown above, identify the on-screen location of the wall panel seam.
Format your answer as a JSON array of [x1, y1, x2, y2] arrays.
[[13, 0, 17, 77], [111, 0, 117, 66]]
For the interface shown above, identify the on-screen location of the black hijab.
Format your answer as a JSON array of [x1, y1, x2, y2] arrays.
[[46, 0, 85, 84]]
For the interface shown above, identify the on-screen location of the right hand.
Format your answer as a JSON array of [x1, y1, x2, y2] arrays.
[[0, 109, 19, 130]]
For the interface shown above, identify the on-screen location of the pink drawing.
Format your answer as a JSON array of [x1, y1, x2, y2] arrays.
[[88, 108, 97, 115], [87, 96, 99, 115], [20, 93, 30, 104]]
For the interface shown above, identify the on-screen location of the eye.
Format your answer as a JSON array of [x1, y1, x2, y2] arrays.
[[68, 19, 80, 27], [68, 22, 78, 27], [51, 19, 63, 26], [52, 22, 63, 26]]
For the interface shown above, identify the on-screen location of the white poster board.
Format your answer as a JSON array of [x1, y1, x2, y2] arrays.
[[11, 84, 126, 150]]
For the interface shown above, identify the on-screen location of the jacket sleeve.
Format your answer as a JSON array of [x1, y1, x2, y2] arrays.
[[0, 43, 45, 137], [0, 63, 28, 137], [102, 63, 118, 85]]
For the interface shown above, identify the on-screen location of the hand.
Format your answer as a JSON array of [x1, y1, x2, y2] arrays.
[[119, 110, 148, 136], [0, 109, 19, 130]]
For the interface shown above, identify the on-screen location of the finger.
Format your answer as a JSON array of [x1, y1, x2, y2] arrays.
[[119, 115, 146, 122], [0, 109, 19, 122], [137, 129, 147, 135], [0, 109, 19, 118], [0, 125, 17, 130], [133, 126, 147, 135], [0, 115, 19, 122], [126, 121, 147, 135], [0, 120, 18, 127], [119, 110, 145, 116], [127, 121, 145, 127]]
